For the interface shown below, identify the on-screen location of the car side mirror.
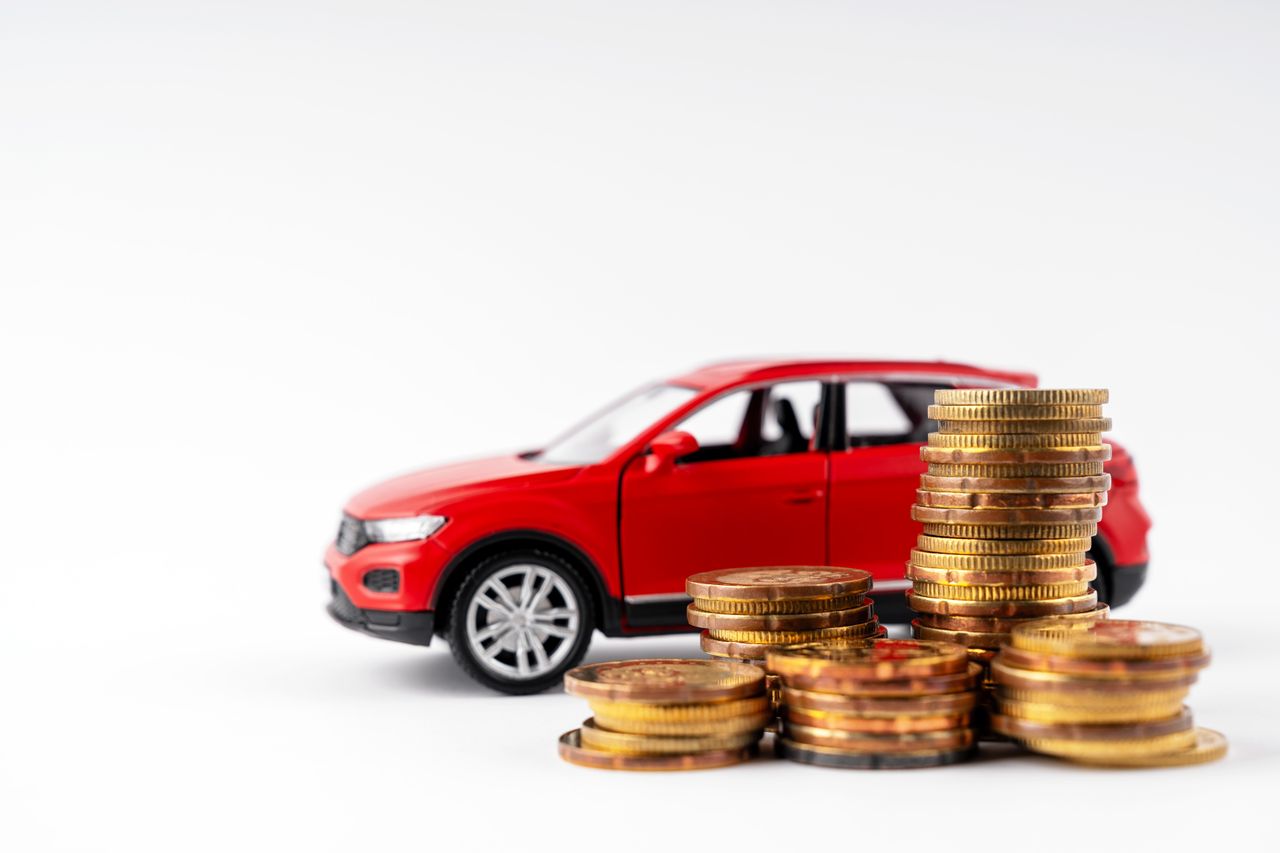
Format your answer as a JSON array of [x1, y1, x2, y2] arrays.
[[644, 430, 699, 473]]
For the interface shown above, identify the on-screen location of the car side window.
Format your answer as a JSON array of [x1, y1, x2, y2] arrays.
[[845, 381, 944, 447], [674, 381, 822, 463]]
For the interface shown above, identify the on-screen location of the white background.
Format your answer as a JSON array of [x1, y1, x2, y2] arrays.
[[3, 1, 1278, 850]]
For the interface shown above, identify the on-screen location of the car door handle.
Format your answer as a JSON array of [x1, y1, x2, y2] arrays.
[[783, 489, 825, 505]]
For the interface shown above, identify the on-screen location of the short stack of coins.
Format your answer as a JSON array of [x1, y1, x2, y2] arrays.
[[910, 387, 1113, 665], [768, 639, 980, 769], [990, 618, 1227, 767], [558, 659, 769, 771], [686, 567, 882, 722]]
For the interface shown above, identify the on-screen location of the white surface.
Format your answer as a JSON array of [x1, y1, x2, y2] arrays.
[[3, 1, 1278, 850]]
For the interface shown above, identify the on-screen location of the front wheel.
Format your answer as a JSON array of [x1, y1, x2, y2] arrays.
[[447, 551, 595, 694]]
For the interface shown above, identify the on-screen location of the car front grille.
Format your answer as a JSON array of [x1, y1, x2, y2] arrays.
[[330, 580, 361, 621], [336, 514, 368, 556]]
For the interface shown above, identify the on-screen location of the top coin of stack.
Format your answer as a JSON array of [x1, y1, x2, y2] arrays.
[[687, 567, 881, 662], [990, 618, 1227, 767], [909, 388, 1112, 660], [558, 659, 770, 771]]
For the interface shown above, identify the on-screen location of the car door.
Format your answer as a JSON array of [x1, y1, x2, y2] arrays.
[[827, 380, 948, 589], [619, 380, 828, 624]]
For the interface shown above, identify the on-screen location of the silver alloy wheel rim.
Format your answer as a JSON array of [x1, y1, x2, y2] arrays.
[[464, 563, 582, 680]]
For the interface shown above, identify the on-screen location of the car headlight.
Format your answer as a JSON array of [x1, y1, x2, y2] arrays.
[[363, 514, 447, 543]]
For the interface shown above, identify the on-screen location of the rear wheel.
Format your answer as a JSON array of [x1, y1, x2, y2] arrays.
[[447, 550, 595, 694]]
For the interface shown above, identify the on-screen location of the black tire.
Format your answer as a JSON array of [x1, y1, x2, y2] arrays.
[[447, 549, 595, 694], [1088, 542, 1112, 605]]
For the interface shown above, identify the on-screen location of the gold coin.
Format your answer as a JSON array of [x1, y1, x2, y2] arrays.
[[766, 638, 969, 680], [921, 522, 1098, 540], [781, 686, 978, 716], [989, 658, 1201, 691], [691, 592, 866, 615], [578, 717, 763, 755], [912, 579, 1092, 601], [991, 707, 1193, 742], [1009, 619, 1206, 660], [784, 662, 982, 697], [699, 628, 885, 662], [908, 589, 1098, 617], [1068, 727, 1227, 767], [999, 647, 1212, 680], [914, 604, 1108, 633], [907, 559, 1097, 587], [585, 695, 770, 723], [928, 404, 1105, 421], [557, 729, 755, 771], [784, 721, 974, 753], [687, 601, 872, 632], [927, 461, 1106, 478], [933, 388, 1109, 406], [685, 566, 872, 603], [591, 709, 772, 736], [564, 659, 765, 704], [785, 706, 972, 734], [919, 474, 1112, 494], [707, 622, 880, 645], [927, 432, 1105, 449], [909, 550, 1088, 571], [1017, 729, 1199, 759], [935, 418, 1112, 434], [997, 697, 1186, 724], [916, 535, 1093, 556], [994, 684, 1188, 709], [915, 489, 1108, 509], [912, 505, 1104, 526]]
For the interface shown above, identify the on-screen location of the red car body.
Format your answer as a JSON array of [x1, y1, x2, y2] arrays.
[[326, 359, 1149, 653]]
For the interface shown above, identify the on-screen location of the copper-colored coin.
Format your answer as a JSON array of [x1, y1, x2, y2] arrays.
[[707, 621, 881, 645], [911, 620, 1009, 650], [927, 461, 1106, 478], [911, 505, 1104, 526], [691, 592, 867, 615], [999, 647, 1213, 679], [685, 566, 872, 603], [916, 534, 1094, 556], [784, 721, 974, 753], [911, 579, 1092, 601], [907, 559, 1097, 587], [934, 388, 1109, 406], [785, 707, 971, 733], [918, 474, 1112, 495], [990, 658, 1202, 692], [766, 638, 969, 680], [781, 686, 978, 716], [1068, 727, 1227, 767], [908, 589, 1098, 617], [557, 729, 755, 771], [990, 706, 1193, 742], [564, 659, 764, 704], [784, 662, 982, 697], [910, 549, 1088, 572], [921, 521, 1099, 540], [928, 403, 1105, 421], [921, 445, 1111, 464], [578, 717, 763, 755], [1010, 619, 1206, 660], [699, 628, 885, 662], [687, 600, 872, 632], [926, 433, 1106, 450], [935, 418, 1112, 434], [916, 489, 1108, 509], [915, 604, 1108, 633], [776, 737, 974, 769]]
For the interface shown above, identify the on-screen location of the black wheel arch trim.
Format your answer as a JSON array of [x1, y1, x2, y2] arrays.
[[431, 528, 624, 636]]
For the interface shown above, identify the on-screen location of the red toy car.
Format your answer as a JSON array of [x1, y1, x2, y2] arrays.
[[325, 360, 1150, 693]]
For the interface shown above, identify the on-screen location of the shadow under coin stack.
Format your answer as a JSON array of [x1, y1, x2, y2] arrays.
[[558, 659, 769, 771], [768, 639, 980, 769], [991, 618, 1227, 767], [686, 567, 882, 722], [910, 388, 1114, 667]]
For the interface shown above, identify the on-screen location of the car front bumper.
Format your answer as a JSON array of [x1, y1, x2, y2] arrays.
[[327, 580, 435, 646]]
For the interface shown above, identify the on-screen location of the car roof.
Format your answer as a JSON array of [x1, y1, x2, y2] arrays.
[[668, 359, 1037, 390]]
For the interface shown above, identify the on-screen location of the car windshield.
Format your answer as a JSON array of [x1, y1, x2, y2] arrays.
[[535, 383, 699, 465]]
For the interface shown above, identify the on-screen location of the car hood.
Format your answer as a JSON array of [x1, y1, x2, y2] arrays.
[[344, 454, 582, 518]]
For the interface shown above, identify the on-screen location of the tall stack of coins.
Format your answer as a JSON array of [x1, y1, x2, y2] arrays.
[[768, 639, 980, 769], [558, 659, 769, 771], [991, 618, 1227, 767], [687, 567, 882, 719], [909, 388, 1113, 663]]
